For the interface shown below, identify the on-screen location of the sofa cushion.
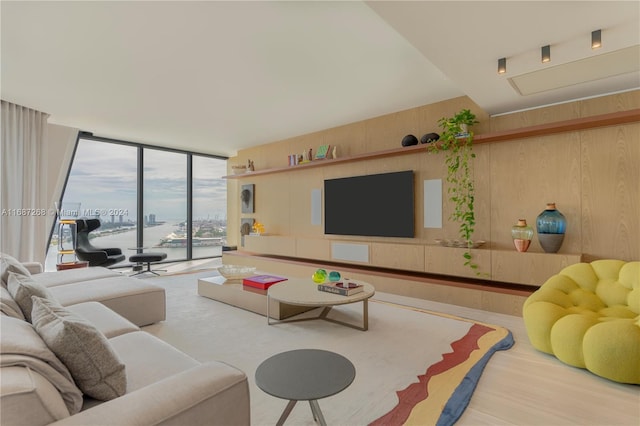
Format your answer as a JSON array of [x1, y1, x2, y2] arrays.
[[31, 267, 121, 288], [7, 272, 56, 322], [0, 316, 83, 415], [50, 276, 166, 326], [66, 302, 139, 339], [1, 285, 25, 320], [31, 296, 127, 401], [108, 331, 199, 392], [1, 366, 71, 425], [1, 252, 32, 287]]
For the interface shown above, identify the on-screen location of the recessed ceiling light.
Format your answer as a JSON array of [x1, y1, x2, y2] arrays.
[[592, 29, 602, 49], [498, 58, 507, 74], [541, 45, 551, 63]]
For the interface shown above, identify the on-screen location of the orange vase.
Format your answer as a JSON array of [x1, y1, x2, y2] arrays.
[[512, 219, 534, 252]]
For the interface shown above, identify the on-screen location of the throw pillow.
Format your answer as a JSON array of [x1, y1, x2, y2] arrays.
[[31, 296, 127, 401], [1, 252, 32, 288], [6, 272, 56, 322], [0, 285, 25, 319]]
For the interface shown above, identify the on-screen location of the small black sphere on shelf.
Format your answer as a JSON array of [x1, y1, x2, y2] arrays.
[[401, 134, 418, 147], [420, 133, 440, 144]]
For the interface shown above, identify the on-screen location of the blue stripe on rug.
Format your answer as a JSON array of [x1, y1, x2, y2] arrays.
[[437, 330, 515, 426]]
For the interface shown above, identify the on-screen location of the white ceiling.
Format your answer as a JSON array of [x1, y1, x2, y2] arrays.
[[2, 1, 639, 158]]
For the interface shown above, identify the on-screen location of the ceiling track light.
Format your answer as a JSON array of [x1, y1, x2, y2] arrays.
[[541, 45, 551, 63], [592, 29, 602, 49], [498, 57, 507, 74]]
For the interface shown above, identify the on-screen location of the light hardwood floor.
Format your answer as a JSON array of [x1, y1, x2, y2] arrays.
[[376, 292, 639, 425], [161, 258, 639, 425]]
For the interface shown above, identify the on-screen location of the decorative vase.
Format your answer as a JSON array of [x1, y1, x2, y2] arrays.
[[511, 219, 534, 252], [536, 203, 566, 253], [312, 269, 327, 283], [401, 134, 418, 147]]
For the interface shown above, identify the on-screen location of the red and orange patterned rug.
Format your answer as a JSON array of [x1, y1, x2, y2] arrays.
[[369, 302, 514, 426]]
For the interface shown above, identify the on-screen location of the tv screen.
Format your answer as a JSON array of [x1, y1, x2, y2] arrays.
[[324, 170, 414, 238]]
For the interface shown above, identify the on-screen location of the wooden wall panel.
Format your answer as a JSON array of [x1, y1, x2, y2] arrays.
[[489, 134, 582, 252], [289, 167, 324, 238], [580, 124, 640, 261], [251, 173, 291, 236], [322, 121, 366, 159], [363, 108, 421, 153], [228, 91, 640, 288], [579, 90, 640, 117], [471, 143, 492, 244], [490, 102, 580, 132]]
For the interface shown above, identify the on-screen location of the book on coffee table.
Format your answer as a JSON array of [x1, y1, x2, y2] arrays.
[[317, 282, 364, 296], [243, 274, 288, 290]]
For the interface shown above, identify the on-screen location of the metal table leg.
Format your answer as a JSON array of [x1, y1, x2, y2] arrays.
[[275, 400, 297, 426], [309, 400, 327, 426]]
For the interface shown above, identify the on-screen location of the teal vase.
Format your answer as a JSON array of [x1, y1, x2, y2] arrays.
[[536, 203, 566, 253]]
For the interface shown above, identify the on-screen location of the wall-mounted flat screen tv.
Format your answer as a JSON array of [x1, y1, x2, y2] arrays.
[[324, 170, 414, 238]]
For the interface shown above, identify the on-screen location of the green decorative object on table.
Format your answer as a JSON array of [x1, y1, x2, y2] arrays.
[[312, 269, 327, 283]]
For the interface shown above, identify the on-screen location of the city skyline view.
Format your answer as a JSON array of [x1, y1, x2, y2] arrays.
[[62, 138, 228, 222], [47, 137, 228, 269]]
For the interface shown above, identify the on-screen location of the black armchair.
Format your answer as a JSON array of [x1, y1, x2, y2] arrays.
[[74, 219, 126, 267]]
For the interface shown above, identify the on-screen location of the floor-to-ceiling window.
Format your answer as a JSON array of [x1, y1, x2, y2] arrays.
[[143, 149, 188, 262], [46, 134, 227, 270], [192, 155, 228, 259]]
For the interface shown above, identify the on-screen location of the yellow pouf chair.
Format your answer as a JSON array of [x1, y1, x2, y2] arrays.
[[523, 259, 640, 384]]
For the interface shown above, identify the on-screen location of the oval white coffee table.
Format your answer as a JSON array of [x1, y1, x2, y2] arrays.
[[267, 278, 375, 331]]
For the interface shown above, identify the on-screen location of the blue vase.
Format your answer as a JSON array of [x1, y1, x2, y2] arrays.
[[536, 203, 566, 253]]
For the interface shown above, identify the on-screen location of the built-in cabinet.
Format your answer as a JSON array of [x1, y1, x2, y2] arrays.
[[243, 235, 582, 286]]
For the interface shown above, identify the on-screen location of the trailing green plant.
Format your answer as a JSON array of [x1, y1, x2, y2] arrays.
[[427, 109, 480, 271]]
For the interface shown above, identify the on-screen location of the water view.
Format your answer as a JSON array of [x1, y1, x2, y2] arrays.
[[46, 219, 225, 271]]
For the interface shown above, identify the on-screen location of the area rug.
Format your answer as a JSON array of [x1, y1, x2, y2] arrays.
[[368, 302, 514, 426], [143, 271, 514, 425]]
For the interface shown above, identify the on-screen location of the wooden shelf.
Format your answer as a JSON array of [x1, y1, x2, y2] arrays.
[[224, 144, 427, 179], [224, 109, 640, 179], [474, 108, 640, 144]]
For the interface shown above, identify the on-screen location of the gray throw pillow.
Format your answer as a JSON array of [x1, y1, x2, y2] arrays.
[[31, 296, 127, 401], [6, 272, 55, 322], [1, 252, 32, 288]]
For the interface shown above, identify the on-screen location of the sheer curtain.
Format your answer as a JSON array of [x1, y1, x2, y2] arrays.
[[1, 100, 50, 263]]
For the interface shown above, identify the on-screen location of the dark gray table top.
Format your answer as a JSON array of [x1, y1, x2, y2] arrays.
[[255, 349, 355, 401]]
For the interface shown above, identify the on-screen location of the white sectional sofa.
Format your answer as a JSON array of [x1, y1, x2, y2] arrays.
[[1, 253, 250, 425]]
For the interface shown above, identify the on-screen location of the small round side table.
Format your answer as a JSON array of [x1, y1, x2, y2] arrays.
[[255, 349, 355, 426]]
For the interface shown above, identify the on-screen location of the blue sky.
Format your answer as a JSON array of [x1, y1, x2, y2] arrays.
[[63, 139, 227, 222]]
